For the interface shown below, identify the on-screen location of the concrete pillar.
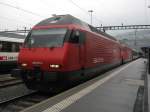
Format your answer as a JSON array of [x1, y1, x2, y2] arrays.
[[148, 48, 150, 74]]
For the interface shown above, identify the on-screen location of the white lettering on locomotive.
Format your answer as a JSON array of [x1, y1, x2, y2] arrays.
[[93, 57, 104, 63]]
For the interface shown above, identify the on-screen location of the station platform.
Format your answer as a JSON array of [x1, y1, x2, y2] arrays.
[[22, 58, 147, 112]]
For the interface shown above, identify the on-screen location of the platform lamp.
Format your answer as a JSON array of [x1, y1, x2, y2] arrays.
[[147, 6, 150, 74], [88, 10, 94, 25]]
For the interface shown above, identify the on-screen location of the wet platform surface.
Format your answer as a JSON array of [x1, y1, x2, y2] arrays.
[[21, 58, 146, 112]]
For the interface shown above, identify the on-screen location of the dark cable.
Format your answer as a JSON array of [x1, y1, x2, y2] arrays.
[[68, 0, 103, 24], [0, 1, 44, 18]]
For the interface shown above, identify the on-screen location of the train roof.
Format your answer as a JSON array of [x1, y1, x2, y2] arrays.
[[0, 32, 25, 43], [35, 14, 117, 41], [35, 14, 89, 28]]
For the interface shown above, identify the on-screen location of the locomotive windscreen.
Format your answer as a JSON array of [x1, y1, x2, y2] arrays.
[[24, 28, 67, 48]]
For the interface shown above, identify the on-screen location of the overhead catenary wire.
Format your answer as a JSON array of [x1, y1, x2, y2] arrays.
[[68, 0, 89, 15], [68, 0, 103, 25], [38, 0, 103, 24], [0, 0, 104, 30], [38, 0, 52, 10], [0, 1, 44, 18], [0, 15, 33, 25]]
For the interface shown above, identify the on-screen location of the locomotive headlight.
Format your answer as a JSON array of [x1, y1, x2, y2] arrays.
[[50, 64, 60, 68], [21, 63, 27, 67]]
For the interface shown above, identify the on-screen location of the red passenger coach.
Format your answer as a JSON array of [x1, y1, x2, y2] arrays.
[[121, 45, 133, 63], [13, 15, 133, 91]]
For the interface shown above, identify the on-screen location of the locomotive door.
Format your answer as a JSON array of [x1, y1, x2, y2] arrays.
[[79, 31, 85, 68], [71, 30, 85, 68]]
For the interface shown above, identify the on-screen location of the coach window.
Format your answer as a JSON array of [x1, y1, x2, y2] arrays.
[[2, 42, 12, 52], [16, 44, 20, 52], [0, 42, 2, 51], [11, 43, 20, 52], [12, 44, 16, 52]]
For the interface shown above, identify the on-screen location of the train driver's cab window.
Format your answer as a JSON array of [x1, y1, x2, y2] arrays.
[[69, 30, 85, 44], [70, 30, 80, 43]]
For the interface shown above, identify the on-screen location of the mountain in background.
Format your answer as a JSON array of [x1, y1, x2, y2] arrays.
[[114, 30, 150, 52]]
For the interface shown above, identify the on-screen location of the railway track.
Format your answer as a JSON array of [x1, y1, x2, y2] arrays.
[[0, 75, 23, 88], [0, 91, 52, 112], [0, 82, 76, 112]]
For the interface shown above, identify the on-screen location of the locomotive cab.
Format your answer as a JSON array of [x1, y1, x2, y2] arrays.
[[15, 25, 86, 90], [20, 28, 84, 70]]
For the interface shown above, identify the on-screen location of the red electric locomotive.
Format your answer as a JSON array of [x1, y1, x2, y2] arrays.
[[13, 15, 133, 91]]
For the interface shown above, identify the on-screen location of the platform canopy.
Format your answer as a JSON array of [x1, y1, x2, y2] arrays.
[[0, 32, 25, 43]]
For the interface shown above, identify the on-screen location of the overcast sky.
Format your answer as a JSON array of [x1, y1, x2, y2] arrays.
[[0, 0, 150, 33]]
